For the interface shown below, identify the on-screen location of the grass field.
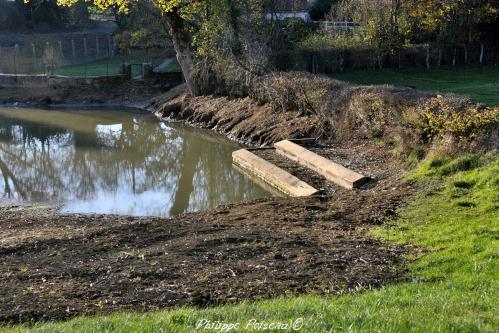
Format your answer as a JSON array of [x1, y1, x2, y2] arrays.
[[2, 154, 497, 332], [331, 65, 499, 107]]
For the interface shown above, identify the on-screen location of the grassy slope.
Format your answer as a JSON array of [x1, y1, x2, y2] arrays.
[[2, 155, 497, 332], [331, 65, 499, 107]]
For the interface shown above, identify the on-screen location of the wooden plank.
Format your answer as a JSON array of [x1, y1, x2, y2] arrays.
[[232, 149, 318, 197], [232, 164, 285, 197], [274, 140, 368, 189]]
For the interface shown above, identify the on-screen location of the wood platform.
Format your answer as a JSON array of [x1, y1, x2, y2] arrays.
[[232, 149, 318, 197], [274, 140, 368, 189]]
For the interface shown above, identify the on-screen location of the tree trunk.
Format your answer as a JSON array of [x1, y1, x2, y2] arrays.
[[166, 11, 200, 96]]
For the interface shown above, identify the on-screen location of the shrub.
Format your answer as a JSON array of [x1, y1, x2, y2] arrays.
[[247, 71, 498, 155], [419, 96, 499, 143]]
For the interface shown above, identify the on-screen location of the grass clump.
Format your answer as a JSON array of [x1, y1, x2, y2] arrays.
[[2, 154, 497, 332]]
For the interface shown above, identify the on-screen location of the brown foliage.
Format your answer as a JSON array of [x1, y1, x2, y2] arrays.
[[159, 71, 498, 155], [249, 71, 498, 153]]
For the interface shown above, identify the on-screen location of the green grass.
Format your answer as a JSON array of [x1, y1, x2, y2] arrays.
[[2, 154, 497, 332], [331, 65, 499, 107]]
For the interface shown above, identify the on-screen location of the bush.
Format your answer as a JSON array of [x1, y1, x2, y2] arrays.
[[247, 71, 498, 154], [419, 96, 499, 143]]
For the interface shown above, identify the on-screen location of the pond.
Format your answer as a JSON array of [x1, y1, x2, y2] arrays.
[[0, 107, 270, 216]]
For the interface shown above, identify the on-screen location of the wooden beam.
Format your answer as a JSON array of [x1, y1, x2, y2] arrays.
[[232, 149, 318, 197], [274, 140, 368, 189]]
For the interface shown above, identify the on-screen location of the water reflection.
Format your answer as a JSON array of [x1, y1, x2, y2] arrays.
[[0, 107, 269, 216]]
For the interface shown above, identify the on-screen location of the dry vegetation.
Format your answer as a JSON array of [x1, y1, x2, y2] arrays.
[[156, 71, 499, 158]]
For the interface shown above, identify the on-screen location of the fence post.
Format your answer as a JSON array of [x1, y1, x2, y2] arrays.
[[45, 42, 50, 75], [107, 35, 114, 58], [480, 42, 484, 64], [426, 46, 430, 69], [31, 42, 36, 59], [96, 36, 100, 58], [58, 41, 63, 58], [142, 63, 153, 79], [71, 39, 76, 63], [83, 37, 88, 61], [14, 44, 20, 76]]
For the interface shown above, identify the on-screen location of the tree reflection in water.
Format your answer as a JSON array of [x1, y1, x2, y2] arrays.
[[0, 108, 269, 216]]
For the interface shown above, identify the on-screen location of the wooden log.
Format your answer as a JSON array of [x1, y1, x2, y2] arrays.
[[232, 149, 318, 197], [274, 140, 368, 189]]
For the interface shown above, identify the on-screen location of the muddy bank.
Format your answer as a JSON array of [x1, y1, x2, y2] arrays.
[[153, 93, 326, 147], [0, 86, 418, 324], [0, 80, 168, 108], [154, 76, 498, 153], [0, 138, 412, 324]]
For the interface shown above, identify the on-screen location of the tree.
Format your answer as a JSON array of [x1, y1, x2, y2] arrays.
[[309, 0, 338, 21], [331, 0, 405, 67], [54, 0, 278, 96], [54, 0, 197, 94], [405, 0, 498, 64]]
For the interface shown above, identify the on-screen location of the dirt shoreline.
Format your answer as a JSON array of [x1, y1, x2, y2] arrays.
[[0, 86, 414, 324], [0, 80, 167, 109]]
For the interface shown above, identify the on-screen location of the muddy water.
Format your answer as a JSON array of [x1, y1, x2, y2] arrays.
[[0, 107, 270, 216]]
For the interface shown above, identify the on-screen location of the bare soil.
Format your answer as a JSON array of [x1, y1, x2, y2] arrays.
[[0, 90, 414, 324], [153, 93, 326, 147]]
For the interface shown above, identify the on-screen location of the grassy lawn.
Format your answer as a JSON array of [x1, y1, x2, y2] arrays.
[[2, 154, 497, 332], [331, 65, 499, 107]]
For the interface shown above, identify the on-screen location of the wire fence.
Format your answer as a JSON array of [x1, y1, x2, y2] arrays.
[[0, 33, 176, 78], [316, 21, 363, 32]]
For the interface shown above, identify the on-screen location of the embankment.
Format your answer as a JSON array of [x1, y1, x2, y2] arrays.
[[153, 72, 498, 152]]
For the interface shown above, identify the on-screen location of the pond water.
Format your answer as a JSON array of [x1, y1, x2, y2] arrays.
[[0, 107, 270, 216]]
